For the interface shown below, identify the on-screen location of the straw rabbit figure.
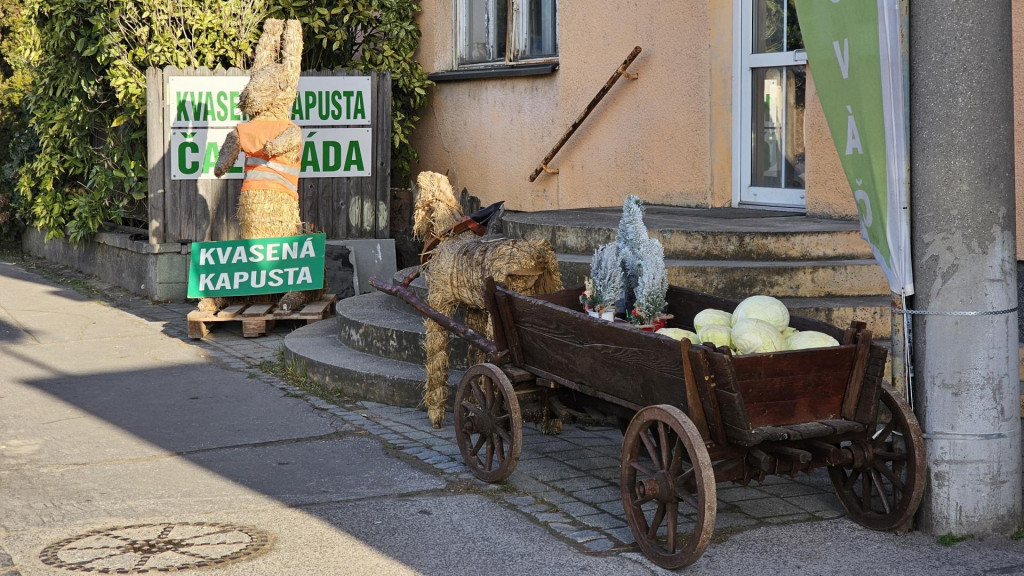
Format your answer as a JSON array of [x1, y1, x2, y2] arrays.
[[414, 172, 562, 428], [199, 18, 318, 313]]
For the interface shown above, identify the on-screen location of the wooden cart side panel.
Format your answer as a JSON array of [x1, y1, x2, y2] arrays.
[[853, 344, 888, 425], [841, 329, 873, 421], [731, 347, 856, 429], [703, 351, 757, 444], [502, 290, 688, 411], [532, 286, 587, 311], [685, 344, 727, 446]]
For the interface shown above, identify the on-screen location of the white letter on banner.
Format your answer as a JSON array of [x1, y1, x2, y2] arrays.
[[215, 274, 231, 290], [199, 248, 215, 266], [854, 181, 873, 227], [297, 267, 312, 285], [300, 237, 316, 258], [199, 273, 215, 291], [234, 271, 249, 289], [845, 106, 863, 155], [833, 39, 850, 79], [232, 246, 248, 264]]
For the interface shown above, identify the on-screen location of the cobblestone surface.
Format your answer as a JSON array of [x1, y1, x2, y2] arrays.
[[6, 256, 852, 558]]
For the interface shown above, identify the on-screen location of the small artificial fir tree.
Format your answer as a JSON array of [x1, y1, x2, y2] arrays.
[[631, 238, 669, 325], [583, 242, 625, 312], [616, 195, 649, 311]]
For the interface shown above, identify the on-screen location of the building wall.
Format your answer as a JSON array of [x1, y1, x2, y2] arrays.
[[410, 1, 880, 223]]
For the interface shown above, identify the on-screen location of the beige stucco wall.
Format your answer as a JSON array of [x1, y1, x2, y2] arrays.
[[410, 1, 864, 220], [413, 1, 714, 212]]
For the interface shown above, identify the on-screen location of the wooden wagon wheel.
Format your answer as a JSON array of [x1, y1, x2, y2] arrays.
[[454, 363, 523, 483], [828, 384, 926, 531], [620, 405, 716, 569]]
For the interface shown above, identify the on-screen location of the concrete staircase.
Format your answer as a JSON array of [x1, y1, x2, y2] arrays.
[[504, 206, 893, 339], [285, 206, 899, 407]]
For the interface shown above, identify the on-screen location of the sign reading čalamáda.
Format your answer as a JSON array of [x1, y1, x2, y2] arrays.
[[171, 128, 372, 180], [187, 234, 326, 298]]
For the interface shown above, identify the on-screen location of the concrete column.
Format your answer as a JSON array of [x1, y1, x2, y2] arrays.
[[909, 1, 1022, 535]]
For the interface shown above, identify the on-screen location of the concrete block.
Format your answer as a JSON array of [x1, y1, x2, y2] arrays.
[[325, 239, 397, 294]]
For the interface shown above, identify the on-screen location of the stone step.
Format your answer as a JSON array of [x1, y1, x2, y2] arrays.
[[337, 291, 476, 369], [557, 253, 890, 299], [503, 206, 873, 261], [284, 318, 462, 410]]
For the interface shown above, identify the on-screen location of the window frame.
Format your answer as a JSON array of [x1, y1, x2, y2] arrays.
[[732, 0, 807, 211], [454, 0, 559, 70]]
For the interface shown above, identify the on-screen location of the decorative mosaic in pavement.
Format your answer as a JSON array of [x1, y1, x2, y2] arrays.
[[39, 522, 270, 573]]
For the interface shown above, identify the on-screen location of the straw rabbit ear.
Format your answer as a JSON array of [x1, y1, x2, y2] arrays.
[[281, 19, 303, 74], [252, 18, 284, 73]]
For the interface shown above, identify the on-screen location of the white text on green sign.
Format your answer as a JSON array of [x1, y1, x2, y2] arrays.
[[187, 234, 326, 298]]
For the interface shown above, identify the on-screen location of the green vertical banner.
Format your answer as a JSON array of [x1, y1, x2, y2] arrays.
[[793, 0, 913, 295]]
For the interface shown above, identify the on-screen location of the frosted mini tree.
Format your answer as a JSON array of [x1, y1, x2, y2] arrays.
[[616, 195, 649, 309], [632, 238, 669, 325], [584, 242, 625, 312]]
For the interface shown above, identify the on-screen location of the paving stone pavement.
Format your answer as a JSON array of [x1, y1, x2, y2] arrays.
[[4, 256, 853, 558]]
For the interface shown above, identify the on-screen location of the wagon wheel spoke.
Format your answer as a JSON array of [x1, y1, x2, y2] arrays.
[[484, 439, 495, 471], [873, 460, 906, 493], [675, 468, 696, 499], [631, 461, 656, 477], [494, 434, 506, 464], [668, 438, 684, 476], [658, 423, 671, 475], [861, 468, 872, 510], [872, 419, 896, 442], [647, 503, 667, 539], [843, 468, 861, 493], [470, 380, 487, 408], [495, 427, 512, 446], [461, 401, 487, 423], [641, 429, 663, 471], [870, 470, 892, 515], [667, 501, 679, 555], [469, 434, 488, 457]]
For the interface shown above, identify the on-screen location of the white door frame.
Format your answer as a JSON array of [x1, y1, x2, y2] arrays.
[[732, 0, 807, 210]]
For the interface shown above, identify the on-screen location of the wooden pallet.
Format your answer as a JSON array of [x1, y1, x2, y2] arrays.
[[187, 294, 338, 339]]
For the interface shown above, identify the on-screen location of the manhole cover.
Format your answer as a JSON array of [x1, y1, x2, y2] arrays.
[[40, 522, 270, 573]]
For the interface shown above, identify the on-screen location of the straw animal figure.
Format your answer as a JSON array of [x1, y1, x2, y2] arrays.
[[199, 18, 319, 312], [414, 172, 563, 428]]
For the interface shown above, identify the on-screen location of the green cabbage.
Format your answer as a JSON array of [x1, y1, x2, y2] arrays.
[[697, 324, 732, 349], [732, 318, 785, 354], [732, 295, 790, 331], [656, 328, 699, 343], [694, 308, 733, 333], [785, 331, 840, 350]]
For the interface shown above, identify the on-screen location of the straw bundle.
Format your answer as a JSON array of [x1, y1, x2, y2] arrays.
[[422, 233, 562, 428], [413, 171, 464, 242], [237, 189, 301, 238]]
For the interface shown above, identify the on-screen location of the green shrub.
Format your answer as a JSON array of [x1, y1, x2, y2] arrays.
[[5, 0, 428, 242], [268, 0, 432, 180]]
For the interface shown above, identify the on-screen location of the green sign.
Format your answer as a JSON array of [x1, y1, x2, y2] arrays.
[[188, 234, 325, 298], [793, 0, 912, 295]]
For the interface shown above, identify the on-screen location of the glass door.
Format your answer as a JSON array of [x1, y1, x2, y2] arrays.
[[737, 0, 806, 209]]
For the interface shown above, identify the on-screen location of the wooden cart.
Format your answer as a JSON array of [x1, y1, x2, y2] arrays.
[[372, 278, 926, 569]]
